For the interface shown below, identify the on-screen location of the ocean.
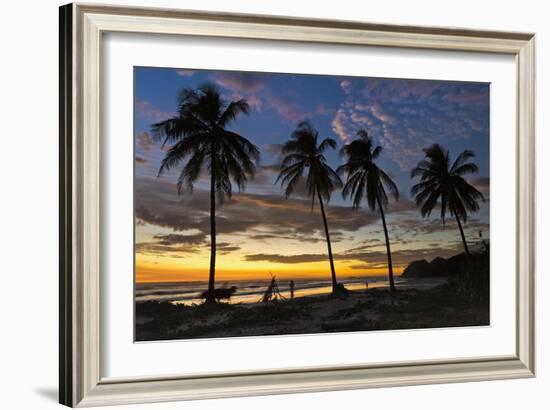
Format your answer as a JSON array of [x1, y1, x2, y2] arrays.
[[135, 276, 446, 306]]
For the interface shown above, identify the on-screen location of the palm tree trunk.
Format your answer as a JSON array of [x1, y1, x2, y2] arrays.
[[205, 167, 217, 304], [455, 213, 471, 257], [454, 213, 476, 293], [317, 190, 338, 291], [377, 196, 396, 292]]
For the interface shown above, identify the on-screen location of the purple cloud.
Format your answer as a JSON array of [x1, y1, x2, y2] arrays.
[[135, 98, 173, 122]]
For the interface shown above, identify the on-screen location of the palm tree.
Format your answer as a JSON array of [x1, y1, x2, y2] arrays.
[[276, 121, 343, 293], [337, 130, 399, 292], [410, 144, 485, 258], [151, 82, 260, 304]]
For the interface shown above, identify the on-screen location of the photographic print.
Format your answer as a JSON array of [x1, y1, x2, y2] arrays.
[[134, 67, 490, 342]]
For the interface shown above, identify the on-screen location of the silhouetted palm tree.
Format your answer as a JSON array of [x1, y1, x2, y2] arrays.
[[151, 83, 260, 304], [337, 130, 399, 292], [410, 144, 485, 258], [276, 121, 343, 293]]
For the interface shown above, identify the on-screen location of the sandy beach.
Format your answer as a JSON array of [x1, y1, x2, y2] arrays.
[[135, 282, 489, 341]]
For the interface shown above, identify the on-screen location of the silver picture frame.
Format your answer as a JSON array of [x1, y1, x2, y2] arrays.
[[59, 3, 535, 407]]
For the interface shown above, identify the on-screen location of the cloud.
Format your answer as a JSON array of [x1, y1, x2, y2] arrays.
[[217, 242, 242, 254], [137, 131, 154, 151], [135, 99, 173, 122], [349, 263, 388, 270], [329, 77, 489, 171], [370, 102, 395, 124], [315, 103, 334, 116], [265, 94, 309, 124], [137, 231, 242, 258], [213, 72, 267, 94], [176, 69, 195, 77], [248, 230, 344, 244], [331, 108, 351, 142], [258, 164, 281, 173], [246, 94, 263, 111], [350, 111, 375, 126], [134, 176, 381, 245], [447, 89, 489, 105], [244, 253, 328, 264], [135, 241, 201, 257], [135, 174, 487, 264], [212, 72, 313, 123], [152, 232, 207, 245], [223, 90, 263, 112], [340, 79, 352, 94], [395, 216, 489, 237], [134, 175, 422, 243], [243, 242, 464, 266], [263, 143, 283, 156], [135, 156, 148, 164]]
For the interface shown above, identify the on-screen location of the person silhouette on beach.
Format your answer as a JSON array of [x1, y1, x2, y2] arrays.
[[365, 279, 369, 290], [290, 280, 295, 299]]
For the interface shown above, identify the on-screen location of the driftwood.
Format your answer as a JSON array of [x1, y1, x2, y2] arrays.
[[260, 274, 285, 303]]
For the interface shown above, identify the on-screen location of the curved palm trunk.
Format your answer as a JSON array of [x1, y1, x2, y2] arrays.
[[454, 213, 476, 292], [205, 168, 217, 305], [316, 190, 338, 291], [376, 196, 396, 292], [454, 213, 471, 258]]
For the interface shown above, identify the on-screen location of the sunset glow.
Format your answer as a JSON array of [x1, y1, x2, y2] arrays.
[[134, 68, 490, 284]]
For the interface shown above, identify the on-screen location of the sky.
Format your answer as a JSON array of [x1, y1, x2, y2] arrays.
[[134, 67, 490, 283]]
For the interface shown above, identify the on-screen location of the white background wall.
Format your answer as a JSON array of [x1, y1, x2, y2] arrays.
[[0, 0, 546, 409]]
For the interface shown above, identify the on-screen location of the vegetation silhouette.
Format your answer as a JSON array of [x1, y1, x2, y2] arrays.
[[276, 120, 344, 294], [151, 82, 260, 305], [410, 144, 485, 259], [338, 130, 399, 291]]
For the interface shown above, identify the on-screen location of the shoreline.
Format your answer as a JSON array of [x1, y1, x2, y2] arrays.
[[136, 276, 446, 306]]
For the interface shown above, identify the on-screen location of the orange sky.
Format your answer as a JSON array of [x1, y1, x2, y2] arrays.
[[135, 256, 405, 283]]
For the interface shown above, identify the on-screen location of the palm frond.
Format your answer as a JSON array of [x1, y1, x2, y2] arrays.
[[318, 137, 337, 153], [420, 189, 441, 218], [176, 150, 205, 194], [277, 122, 339, 206], [218, 99, 250, 127], [155, 82, 258, 205], [452, 162, 479, 176], [411, 144, 484, 224], [282, 167, 305, 198], [339, 129, 396, 211], [378, 169, 399, 200], [281, 153, 308, 168], [450, 149, 475, 173], [351, 176, 366, 208], [157, 138, 200, 176], [341, 171, 362, 202]]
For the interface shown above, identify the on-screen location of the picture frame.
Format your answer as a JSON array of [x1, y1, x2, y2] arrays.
[[59, 2, 535, 407]]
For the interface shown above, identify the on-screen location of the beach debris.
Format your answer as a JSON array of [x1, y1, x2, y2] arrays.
[[260, 274, 285, 303], [200, 286, 237, 303]]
